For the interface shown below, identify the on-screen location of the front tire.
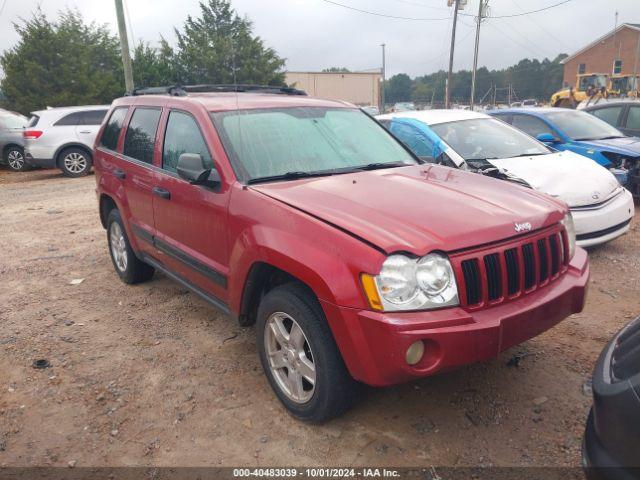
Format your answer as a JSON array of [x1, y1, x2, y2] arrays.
[[106, 209, 155, 284], [257, 283, 360, 422], [59, 147, 92, 177], [5, 147, 27, 171]]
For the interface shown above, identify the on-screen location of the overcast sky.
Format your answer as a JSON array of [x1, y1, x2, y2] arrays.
[[0, 0, 638, 77]]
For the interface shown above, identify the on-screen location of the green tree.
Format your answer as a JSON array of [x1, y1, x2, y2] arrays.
[[168, 0, 285, 85], [132, 41, 177, 87], [385, 73, 412, 104], [0, 9, 124, 114]]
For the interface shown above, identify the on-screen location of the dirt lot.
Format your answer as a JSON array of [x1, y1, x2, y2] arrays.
[[0, 167, 638, 469]]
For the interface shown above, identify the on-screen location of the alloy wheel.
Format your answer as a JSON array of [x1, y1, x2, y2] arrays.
[[264, 311, 316, 404], [109, 222, 128, 272], [64, 152, 87, 174], [7, 150, 24, 170]]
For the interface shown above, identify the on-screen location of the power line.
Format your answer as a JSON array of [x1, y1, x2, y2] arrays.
[[317, 0, 449, 21], [0, 0, 8, 17], [508, 0, 572, 50], [123, 0, 137, 51], [388, 0, 449, 11], [317, 0, 573, 21], [464, 0, 573, 18]]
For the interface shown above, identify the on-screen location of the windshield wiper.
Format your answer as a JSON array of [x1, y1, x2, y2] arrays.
[[596, 135, 626, 140], [355, 161, 412, 171], [465, 157, 498, 162], [512, 152, 547, 157], [247, 171, 333, 184]]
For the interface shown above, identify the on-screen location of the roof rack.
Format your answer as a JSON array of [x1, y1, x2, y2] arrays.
[[130, 84, 308, 97]]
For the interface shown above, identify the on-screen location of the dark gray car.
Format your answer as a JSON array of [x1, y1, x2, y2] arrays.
[[0, 109, 28, 171], [583, 100, 640, 137]]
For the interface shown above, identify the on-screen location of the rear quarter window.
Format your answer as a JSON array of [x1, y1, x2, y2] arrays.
[[81, 109, 108, 126], [99, 108, 128, 151], [54, 111, 83, 126]]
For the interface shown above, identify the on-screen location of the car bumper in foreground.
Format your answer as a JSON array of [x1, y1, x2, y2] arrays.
[[322, 248, 589, 386], [582, 315, 640, 479], [583, 410, 640, 480], [572, 189, 635, 248]]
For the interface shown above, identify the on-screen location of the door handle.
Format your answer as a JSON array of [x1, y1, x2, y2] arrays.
[[152, 186, 171, 200], [113, 168, 126, 180], [79, 130, 92, 134]]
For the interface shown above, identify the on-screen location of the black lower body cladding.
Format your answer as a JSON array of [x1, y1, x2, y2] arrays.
[[583, 316, 640, 479]]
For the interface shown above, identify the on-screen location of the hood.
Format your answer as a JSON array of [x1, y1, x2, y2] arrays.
[[488, 151, 621, 208], [250, 165, 566, 255], [576, 136, 640, 155]]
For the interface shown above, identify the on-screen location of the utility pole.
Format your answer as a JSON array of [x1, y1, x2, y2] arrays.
[[470, 0, 487, 110], [380, 43, 386, 113], [115, 0, 134, 94], [634, 33, 640, 94], [445, 0, 461, 109], [508, 83, 512, 106]]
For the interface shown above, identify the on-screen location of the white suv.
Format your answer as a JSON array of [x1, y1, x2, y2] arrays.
[[23, 105, 108, 177]]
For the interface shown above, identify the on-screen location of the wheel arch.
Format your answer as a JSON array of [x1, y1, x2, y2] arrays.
[[237, 261, 320, 327], [99, 193, 119, 229], [55, 143, 93, 167], [3, 143, 24, 156]]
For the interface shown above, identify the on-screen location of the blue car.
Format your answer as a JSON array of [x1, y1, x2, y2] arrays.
[[489, 108, 640, 197]]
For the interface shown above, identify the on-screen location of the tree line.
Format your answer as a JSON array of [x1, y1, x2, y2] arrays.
[[0, 0, 285, 114], [0, 0, 568, 115], [384, 55, 568, 106]]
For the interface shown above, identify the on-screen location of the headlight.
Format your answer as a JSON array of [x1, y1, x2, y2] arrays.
[[361, 253, 459, 312], [561, 212, 576, 260]]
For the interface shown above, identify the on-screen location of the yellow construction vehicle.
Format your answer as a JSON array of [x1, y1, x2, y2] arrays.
[[609, 74, 639, 97], [551, 73, 609, 108]]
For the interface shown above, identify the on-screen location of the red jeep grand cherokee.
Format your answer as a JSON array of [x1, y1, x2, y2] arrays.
[[94, 85, 589, 422]]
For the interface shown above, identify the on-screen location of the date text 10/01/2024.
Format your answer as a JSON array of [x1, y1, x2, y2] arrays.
[[232, 468, 401, 477]]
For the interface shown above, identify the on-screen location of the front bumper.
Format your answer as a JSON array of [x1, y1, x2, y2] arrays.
[[322, 248, 589, 386], [572, 189, 635, 248]]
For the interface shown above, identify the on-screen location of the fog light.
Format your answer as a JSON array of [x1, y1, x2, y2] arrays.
[[405, 341, 425, 366]]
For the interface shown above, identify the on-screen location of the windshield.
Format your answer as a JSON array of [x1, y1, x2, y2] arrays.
[[211, 107, 418, 183], [429, 118, 551, 161], [544, 110, 625, 140], [578, 74, 608, 90]]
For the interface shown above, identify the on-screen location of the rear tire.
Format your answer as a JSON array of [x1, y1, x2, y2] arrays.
[[106, 209, 155, 284], [257, 283, 360, 422], [5, 147, 27, 172], [59, 147, 92, 177]]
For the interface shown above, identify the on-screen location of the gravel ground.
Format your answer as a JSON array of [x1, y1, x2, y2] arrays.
[[0, 168, 638, 469]]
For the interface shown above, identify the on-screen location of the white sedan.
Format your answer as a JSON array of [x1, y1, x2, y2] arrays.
[[377, 110, 635, 248]]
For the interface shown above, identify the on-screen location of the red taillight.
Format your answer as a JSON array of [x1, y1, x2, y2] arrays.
[[23, 130, 43, 139]]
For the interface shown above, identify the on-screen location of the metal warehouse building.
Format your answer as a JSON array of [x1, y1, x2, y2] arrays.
[[285, 71, 381, 107]]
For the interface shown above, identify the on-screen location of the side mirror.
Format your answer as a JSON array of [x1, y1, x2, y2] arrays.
[[177, 153, 219, 186], [536, 133, 557, 143]]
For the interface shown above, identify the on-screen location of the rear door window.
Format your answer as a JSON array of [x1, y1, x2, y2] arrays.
[[162, 111, 213, 173], [81, 109, 108, 126], [624, 106, 640, 134], [123, 108, 161, 164], [591, 106, 623, 127], [54, 111, 83, 126], [99, 107, 128, 151], [511, 115, 555, 138]]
